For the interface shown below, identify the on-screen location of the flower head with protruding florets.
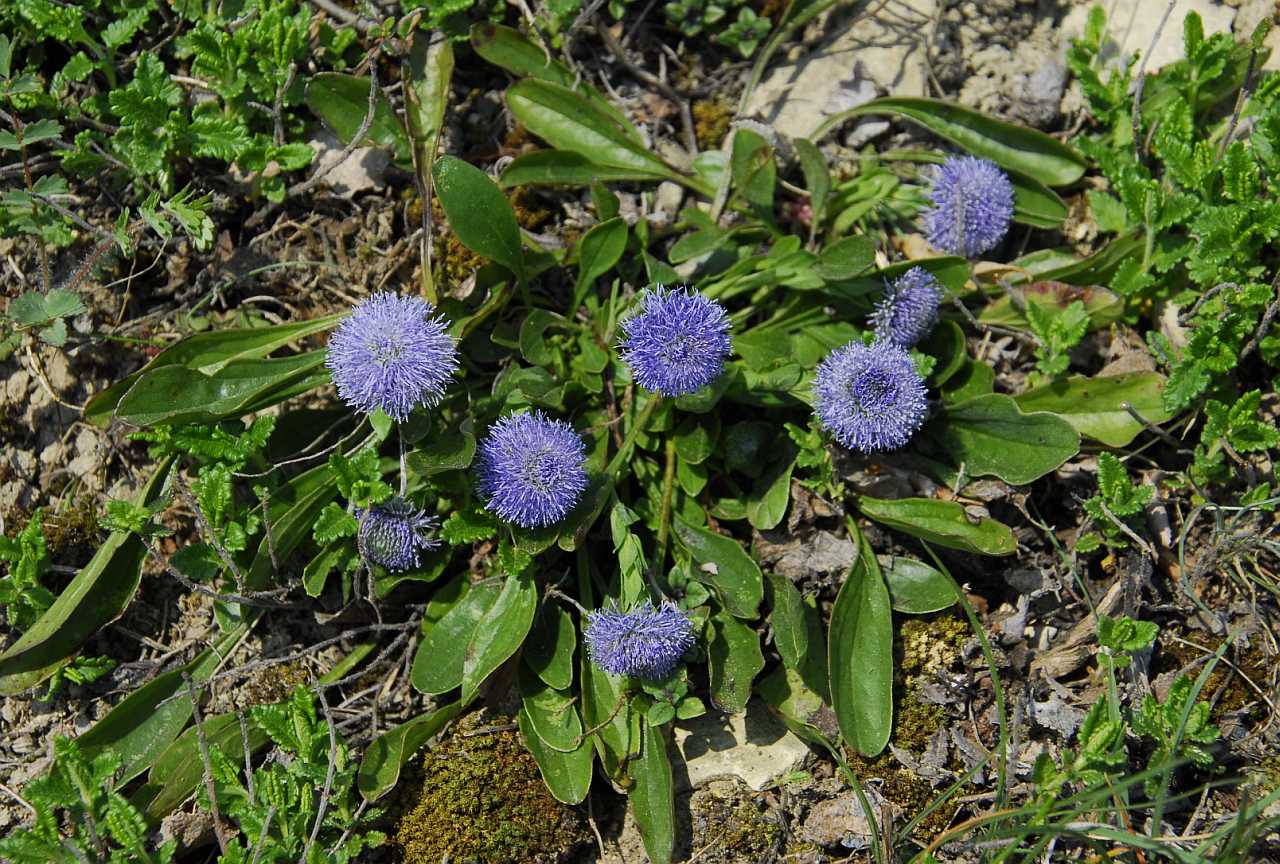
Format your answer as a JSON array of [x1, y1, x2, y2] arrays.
[[870, 267, 943, 348], [357, 497, 439, 572], [618, 286, 732, 396], [922, 156, 1015, 257], [325, 292, 458, 422], [584, 600, 695, 679], [476, 411, 589, 528], [813, 340, 928, 453]]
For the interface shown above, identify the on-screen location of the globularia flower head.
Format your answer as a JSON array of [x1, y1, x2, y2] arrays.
[[477, 411, 589, 528], [325, 292, 458, 422], [357, 497, 439, 572], [813, 340, 928, 453], [922, 156, 1015, 257], [585, 600, 696, 679], [618, 286, 732, 397], [870, 267, 943, 348]]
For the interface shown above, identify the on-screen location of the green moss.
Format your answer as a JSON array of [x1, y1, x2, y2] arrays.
[[240, 660, 311, 708], [891, 613, 967, 752], [844, 749, 962, 841], [41, 495, 101, 561], [689, 781, 783, 863], [693, 99, 734, 150], [393, 713, 587, 864], [1154, 629, 1269, 722]]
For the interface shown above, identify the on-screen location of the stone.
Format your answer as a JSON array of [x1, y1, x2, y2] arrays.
[[744, 0, 937, 140], [306, 130, 391, 198], [799, 782, 893, 850], [1060, 0, 1236, 75], [673, 699, 811, 792]]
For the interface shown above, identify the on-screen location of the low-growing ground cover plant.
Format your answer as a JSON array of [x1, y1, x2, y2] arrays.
[[2, 1, 1280, 863]]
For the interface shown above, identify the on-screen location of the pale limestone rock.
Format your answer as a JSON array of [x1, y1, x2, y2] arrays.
[[673, 699, 811, 791], [1060, 0, 1236, 74]]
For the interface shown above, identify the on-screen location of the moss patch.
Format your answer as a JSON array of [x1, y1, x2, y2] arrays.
[[393, 713, 588, 864], [1154, 629, 1271, 722], [693, 99, 734, 150], [241, 659, 311, 708], [688, 780, 783, 863], [892, 613, 967, 752]]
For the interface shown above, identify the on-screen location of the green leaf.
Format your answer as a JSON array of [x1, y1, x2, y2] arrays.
[[1010, 168, 1069, 228], [303, 541, 357, 597], [746, 444, 797, 530], [730, 128, 775, 223], [883, 557, 954, 614], [673, 514, 763, 618], [312, 502, 358, 545], [764, 573, 808, 673], [574, 217, 627, 308], [0, 460, 173, 694], [411, 580, 501, 695], [517, 705, 593, 804], [506, 79, 689, 187], [433, 154, 527, 284], [707, 608, 765, 714], [500, 150, 674, 187], [629, 724, 676, 864], [461, 567, 538, 704], [828, 523, 893, 756], [518, 663, 582, 751], [815, 236, 875, 281], [305, 72, 410, 163], [407, 418, 476, 475], [794, 137, 831, 223], [813, 97, 1086, 186], [77, 622, 248, 786], [357, 701, 463, 801], [922, 393, 1080, 485], [1014, 372, 1172, 447], [524, 604, 576, 690], [856, 495, 1017, 556], [113, 351, 330, 427], [921, 319, 967, 387], [471, 23, 639, 141], [42, 288, 84, 319]]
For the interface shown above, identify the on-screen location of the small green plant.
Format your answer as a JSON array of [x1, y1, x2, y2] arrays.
[[1078, 453, 1154, 552], [1132, 674, 1221, 797], [0, 509, 55, 630], [1025, 299, 1089, 383], [1190, 389, 1280, 487], [0, 737, 177, 863], [200, 686, 384, 863]]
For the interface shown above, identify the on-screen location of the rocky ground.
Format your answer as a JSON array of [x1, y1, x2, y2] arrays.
[[3, 0, 1280, 861]]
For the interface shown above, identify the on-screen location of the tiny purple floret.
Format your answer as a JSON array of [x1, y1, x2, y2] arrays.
[[325, 292, 458, 422], [869, 267, 943, 348], [922, 156, 1015, 258], [476, 411, 589, 528], [357, 497, 439, 572], [618, 286, 732, 397], [584, 600, 696, 679], [813, 340, 928, 453]]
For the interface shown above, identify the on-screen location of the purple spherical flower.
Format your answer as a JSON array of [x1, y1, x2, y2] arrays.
[[326, 292, 458, 422], [357, 497, 439, 572], [618, 286, 732, 397], [476, 411, 589, 528], [813, 340, 928, 453], [922, 156, 1014, 258], [584, 600, 695, 679], [870, 267, 943, 348]]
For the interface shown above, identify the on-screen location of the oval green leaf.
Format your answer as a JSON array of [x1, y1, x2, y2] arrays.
[[524, 604, 576, 691], [922, 392, 1080, 485], [518, 663, 582, 752], [1014, 372, 1171, 447], [518, 706, 594, 804], [856, 495, 1017, 557], [411, 580, 501, 695], [828, 523, 893, 756], [813, 97, 1086, 186], [357, 701, 463, 801], [306, 72, 410, 163], [883, 556, 955, 614], [707, 608, 765, 714], [673, 514, 763, 619], [433, 154, 527, 283], [460, 567, 538, 704], [629, 724, 676, 864]]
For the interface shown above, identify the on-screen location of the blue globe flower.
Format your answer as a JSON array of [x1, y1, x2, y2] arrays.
[[813, 340, 928, 453], [870, 267, 943, 348], [325, 292, 458, 422], [584, 600, 695, 679], [922, 156, 1015, 257], [476, 411, 589, 528], [357, 497, 439, 572], [618, 286, 732, 396]]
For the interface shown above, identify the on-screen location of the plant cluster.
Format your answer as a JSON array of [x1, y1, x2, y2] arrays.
[[2, 4, 1279, 864]]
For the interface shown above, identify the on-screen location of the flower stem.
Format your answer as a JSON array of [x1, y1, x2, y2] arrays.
[[652, 437, 677, 579], [605, 392, 661, 481]]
